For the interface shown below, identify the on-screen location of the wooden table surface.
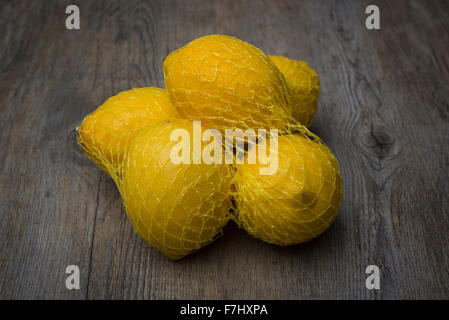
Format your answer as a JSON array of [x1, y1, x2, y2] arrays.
[[1, 0, 448, 300]]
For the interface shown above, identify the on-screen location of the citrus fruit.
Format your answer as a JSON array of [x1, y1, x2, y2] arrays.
[[164, 35, 292, 131], [270, 56, 320, 127], [233, 133, 342, 245], [77, 87, 181, 176], [120, 119, 232, 260]]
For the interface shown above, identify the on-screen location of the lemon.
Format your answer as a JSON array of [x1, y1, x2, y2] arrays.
[[120, 119, 232, 260], [78, 87, 181, 176], [270, 56, 320, 127], [233, 134, 342, 245], [164, 35, 292, 131]]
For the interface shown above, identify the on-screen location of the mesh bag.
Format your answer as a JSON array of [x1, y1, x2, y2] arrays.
[[231, 130, 342, 246], [163, 35, 292, 132], [77, 35, 343, 259], [120, 119, 232, 260], [77, 87, 181, 182], [269, 56, 320, 128]]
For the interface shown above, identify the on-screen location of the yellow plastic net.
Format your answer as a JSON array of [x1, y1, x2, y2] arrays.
[[232, 133, 342, 245], [77, 87, 181, 182], [269, 56, 320, 127], [77, 35, 343, 260]]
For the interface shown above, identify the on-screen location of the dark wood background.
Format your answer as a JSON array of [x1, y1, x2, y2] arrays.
[[1, 0, 448, 300]]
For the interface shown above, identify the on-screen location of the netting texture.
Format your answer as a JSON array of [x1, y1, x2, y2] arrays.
[[269, 56, 320, 127], [163, 35, 292, 132], [77, 87, 181, 181], [120, 120, 232, 260], [232, 134, 342, 245]]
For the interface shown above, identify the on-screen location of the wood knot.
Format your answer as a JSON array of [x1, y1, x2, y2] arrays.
[[358, 123, 399, 161]]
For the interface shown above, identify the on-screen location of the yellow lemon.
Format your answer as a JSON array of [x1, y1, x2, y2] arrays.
[[164, 35, 292, 131], [78, 87, 181, 176], [270, 56, 320, 127], [120, 119, 232, 260], [233, 134, 342, 245]]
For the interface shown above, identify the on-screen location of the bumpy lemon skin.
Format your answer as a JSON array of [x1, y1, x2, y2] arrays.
[[120, 119, 232, 260], [233, 134, 342, 246], [77, 87, 181, 175], [269, 56, 320, 127], [164, 35, 292, 132]]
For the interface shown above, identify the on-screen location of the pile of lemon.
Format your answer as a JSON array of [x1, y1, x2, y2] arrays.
[[78, 35, 343, 260]]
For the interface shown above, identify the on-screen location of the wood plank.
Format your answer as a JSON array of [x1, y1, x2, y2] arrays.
[[0, 0, 102, 299]]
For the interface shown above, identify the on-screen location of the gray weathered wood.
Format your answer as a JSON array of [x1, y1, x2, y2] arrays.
[[0, 0, 448, 299]]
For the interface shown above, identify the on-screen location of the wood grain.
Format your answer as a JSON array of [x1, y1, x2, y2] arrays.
[[0, 0, 448, 299]]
